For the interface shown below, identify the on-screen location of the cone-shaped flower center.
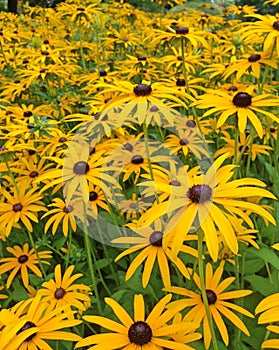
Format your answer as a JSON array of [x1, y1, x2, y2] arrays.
[[149, 230, 163, 246], [186, 120, 196, 127], [176, 26, 189, 34], [63, 205, 73, 213], [89, 191, 98, 201], [17, 321, 37, 341], [232, 92, 252, 107], [29, 171, 39, 178], [124, 143, 133, 151], [187, 184, 212, 203], [138, 56, 147, 61], [73, 161, 90, 175], [133, 84, 152, 97], [59, 137, 67, 143], [248, 54, 261, 62], [128, 321, 152, 345], [204, 289, 217, 305], [54, 287, 66, 299], [150, 105, 159, 112], [169, 180, 181, 186], [13, 203, 23, 212], [176, 78, 186, 86], [131, 155, 144, 164], [228, 85, 238, 92], [23, 111, 33, 118], [273, 20, 279, 31], [179, 138, 188, 146], [18, 254, 28, 263]]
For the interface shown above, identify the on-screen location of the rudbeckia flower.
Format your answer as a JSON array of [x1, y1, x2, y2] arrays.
[[239, 14, 279, 56], [194, 89, 279, 138], [139, 153, 276, 261], [0, 185, 46, 237], [166, 262, 254, 349], [76, 293, 199, 350], [255, 293, 279, 348], [41, 198, 78, 236], [9, 295, 81, 350], [222, 52, 277, 81], [37, 264, 91, 314], [112, 219, 197, 288], [0, 309, 37, 350], [0, 243, 52, 288]]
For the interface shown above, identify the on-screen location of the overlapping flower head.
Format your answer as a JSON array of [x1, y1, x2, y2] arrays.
[[0, 0, 278, 349]]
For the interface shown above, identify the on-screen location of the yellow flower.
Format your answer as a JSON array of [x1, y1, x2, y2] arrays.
[[37, 264, 91, 314], [0, 243, 52, 288], [76, 294, 198, 350], [194, 89, 279, 138], [166, 262, 254, 349], [139, 153, 276, 261]]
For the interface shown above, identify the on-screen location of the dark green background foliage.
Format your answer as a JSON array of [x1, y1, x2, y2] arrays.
[[236, 0, 279, 15]]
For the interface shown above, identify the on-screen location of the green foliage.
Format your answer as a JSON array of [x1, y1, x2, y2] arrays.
[[236, 0, 279, 15]]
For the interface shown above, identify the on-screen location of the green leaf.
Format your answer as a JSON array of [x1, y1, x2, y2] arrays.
[[244, 275, 277, 296], [249, 247, 279, 269], [93, 258, 113, 270]]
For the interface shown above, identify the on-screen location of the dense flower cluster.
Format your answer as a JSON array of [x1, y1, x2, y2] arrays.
[[0, 0, 279, 349]]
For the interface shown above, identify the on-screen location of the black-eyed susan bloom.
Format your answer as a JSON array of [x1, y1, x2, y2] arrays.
[[0, 309, 38, 350], [9, 295, 81, 350], [166, 262, 254, 349], [255, 293, 279, 348], [194, 89, 279, 138], [112, 219, 197, 288], [37, 264, 91, 314], [41, 198, 77, 236], [0, 185, 46, 237], [76, 294, 198, 350], [139, 153, 276, 261], [0, 243, 52, 288]]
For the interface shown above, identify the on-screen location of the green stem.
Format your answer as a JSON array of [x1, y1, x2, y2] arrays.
[[82, 205, 102, 314], [27, 230, 47, 280], [197, 229, 219, 350]]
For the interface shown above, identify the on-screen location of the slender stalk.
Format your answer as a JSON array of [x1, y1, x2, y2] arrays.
[[197, 229, 219, 350], [27, 229, 47, 280], [82, 204, 102, 314]]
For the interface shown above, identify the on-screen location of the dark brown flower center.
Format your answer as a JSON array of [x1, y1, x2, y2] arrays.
[[23, 111, 33, 118], [128, 321, 152, 345], [63, 205, 73, 213], [13, 203, 23, 212], [54, 287, 66, 299], [18, 254, 28, 263], [186, 120, 196, 127], [187, 184, 212, 203], [202, 289, 217, 305], [273, 21, 279, 31], [29, 171, 39, 178], [179, 138, 188, 146], [150, 105, 159, 112], [123, 143, 133, 151], [232, 92, 252, 107], [59, 137, 67, 142], [138, 55, 147, 61], [169, 180, 181, 186], [133, 84, 152, 97], [131, 155, 144, 164], [99, 69, 107, 77], [77, 7, 85, 11], [17, 321, 37, 341], [176, 26, 189, 34], [176, 78, 186, 86], [248, 54, 261, 62], [89, 191, 98, 201], [149, 230, 163, 246], [73, 161, 90, 175], [228, 85, 238, 92]]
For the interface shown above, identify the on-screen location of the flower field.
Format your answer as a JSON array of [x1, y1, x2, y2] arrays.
[[1, 0, 279, 349]]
